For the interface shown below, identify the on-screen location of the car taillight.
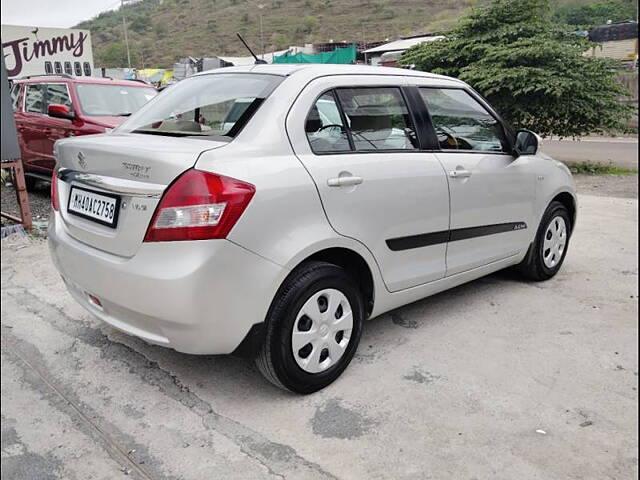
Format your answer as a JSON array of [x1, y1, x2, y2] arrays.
[[143, 169, 255, 242], [51, 170, 59, 211]]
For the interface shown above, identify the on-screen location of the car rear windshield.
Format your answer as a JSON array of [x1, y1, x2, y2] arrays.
[[76, 84, 157, 116], [116, 73, 283, 138]]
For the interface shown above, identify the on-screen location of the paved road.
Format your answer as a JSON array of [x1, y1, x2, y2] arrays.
[[543, 137, 639, 170], [1, 194, 638, 480]]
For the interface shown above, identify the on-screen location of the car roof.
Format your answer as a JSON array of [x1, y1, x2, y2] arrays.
[[193, 63, 463, 84], [13, 75, 154, 88]]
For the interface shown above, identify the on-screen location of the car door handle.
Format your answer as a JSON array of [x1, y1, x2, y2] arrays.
[[327, 176, 363, 187], [449, 169, 472, 179]]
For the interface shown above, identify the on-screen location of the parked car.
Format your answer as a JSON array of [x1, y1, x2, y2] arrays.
[[10, 74, 157, 188], [48, 65, 576, 393]]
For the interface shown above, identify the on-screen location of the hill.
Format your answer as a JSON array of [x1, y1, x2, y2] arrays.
[[76, 0, 638, 69], [76, 0, 481, 68]]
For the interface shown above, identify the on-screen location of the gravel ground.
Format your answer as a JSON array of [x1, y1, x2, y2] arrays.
[[1, 175, 637, 231], [1, 180, 51, 229]]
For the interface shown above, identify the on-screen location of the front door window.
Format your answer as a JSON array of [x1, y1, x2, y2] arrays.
[[420, 88, 508, 153]]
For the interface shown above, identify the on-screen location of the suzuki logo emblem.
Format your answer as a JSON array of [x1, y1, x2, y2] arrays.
[[77, 151, 87, 169]]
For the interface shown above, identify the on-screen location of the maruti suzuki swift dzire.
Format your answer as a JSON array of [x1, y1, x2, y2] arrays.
[[48, 64, 576, 393]]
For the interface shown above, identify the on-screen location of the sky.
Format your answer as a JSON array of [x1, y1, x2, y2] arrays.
[[1, 0, 120, 28]]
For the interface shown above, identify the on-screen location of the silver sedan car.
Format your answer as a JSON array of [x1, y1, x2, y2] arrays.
[[49, 64, 576, 393]]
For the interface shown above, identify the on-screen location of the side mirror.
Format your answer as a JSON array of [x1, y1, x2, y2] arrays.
[[514, 129, 542, 156], [48, 103, 74, 120]]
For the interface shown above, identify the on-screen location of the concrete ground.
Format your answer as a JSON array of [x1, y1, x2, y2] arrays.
[[1, 194, 638, 480], [543, 137, 638, 170]]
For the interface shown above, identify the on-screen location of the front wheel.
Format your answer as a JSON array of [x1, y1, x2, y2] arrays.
[[256, 261, 364, 394], [518, 201, 572, 281]]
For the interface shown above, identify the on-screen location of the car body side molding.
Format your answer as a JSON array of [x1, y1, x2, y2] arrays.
[[386, 222, 528, 251]]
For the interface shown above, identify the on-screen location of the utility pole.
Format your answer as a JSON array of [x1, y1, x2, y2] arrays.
[[362, 22, 367, 64], [257, 4, 265, 59], [121, 0, 132, 69]]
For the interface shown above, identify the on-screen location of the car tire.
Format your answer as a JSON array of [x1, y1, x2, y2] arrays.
[[518, 201, 572, 281], [256, 261, 364, 394], [22, 174, 38, 191]]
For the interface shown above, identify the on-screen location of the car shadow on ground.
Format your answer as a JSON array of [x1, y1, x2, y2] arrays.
[[101, 267, 528, 400]]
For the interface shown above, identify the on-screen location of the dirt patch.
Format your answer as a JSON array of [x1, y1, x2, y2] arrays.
[[574, 174, 638, 199]]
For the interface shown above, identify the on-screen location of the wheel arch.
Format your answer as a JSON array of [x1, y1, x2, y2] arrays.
[[232, 245, 377, 358], [551, 191, 577, 232], [303, 247, 375, 318]]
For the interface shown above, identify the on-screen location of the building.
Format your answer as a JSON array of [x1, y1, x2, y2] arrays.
[[363, 34, 445, 66], [587, 21, 638, 65]]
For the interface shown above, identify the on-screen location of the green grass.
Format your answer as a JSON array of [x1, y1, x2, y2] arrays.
[[568, 162, 638, 175]]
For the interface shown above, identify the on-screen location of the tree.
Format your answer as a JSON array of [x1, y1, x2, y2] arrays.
[[401, 0, 633, 137], [301, 16, 320, 34], [555, 0, 637, 28], [271, 32, 290, 50], [97, 42, 140, 67]]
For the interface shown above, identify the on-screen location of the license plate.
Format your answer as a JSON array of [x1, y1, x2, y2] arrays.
[[67, 187, 120, 228]]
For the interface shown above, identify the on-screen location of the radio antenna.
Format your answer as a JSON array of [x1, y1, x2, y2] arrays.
[[236, 33, 267, 64]]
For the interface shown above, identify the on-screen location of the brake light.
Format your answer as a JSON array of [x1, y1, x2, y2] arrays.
[[143, 169, 255, 242], [51, 170, 59, 211]]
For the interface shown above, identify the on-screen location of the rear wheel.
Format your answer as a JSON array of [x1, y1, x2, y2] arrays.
[[256, 261, 364, 394], [518, 201, 572, 281]]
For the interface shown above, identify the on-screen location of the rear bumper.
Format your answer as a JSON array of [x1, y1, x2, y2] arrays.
[[48, 212, 288, 354]]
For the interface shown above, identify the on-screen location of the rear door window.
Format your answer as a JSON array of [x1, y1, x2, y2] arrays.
[[336, 87, 418, 151], [24, 84, 46, 113], [305, 92, 351, 153], [420, 88, 508, 152]]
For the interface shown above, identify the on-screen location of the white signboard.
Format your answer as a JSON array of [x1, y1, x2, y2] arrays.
[[1, 25, 94, 79]]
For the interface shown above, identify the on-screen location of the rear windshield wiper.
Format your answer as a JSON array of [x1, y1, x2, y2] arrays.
[[117, 112, 132, 116]]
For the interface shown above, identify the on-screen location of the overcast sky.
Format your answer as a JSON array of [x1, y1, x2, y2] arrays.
[[1, 0, 120, 28]]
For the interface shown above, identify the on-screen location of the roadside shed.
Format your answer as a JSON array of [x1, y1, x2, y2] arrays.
[[363, 34, 445, 65], [587, 21, 638, 64]]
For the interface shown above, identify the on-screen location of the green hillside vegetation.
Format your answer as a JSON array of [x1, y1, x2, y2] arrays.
[[76, 0, 637, 68]]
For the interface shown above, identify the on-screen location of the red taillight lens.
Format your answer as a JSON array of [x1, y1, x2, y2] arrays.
[[143, 169, 255, 242], [51, 170, 59, 211]]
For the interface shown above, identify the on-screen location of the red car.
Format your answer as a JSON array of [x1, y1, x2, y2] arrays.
[[9, 74, 157, 188]]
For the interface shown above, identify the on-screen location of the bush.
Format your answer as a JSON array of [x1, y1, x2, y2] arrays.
[[97, 42, 140, 67], [130, 15, 151, 32], [271, 32, 289, 49], [154, 20, 169, 37]]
